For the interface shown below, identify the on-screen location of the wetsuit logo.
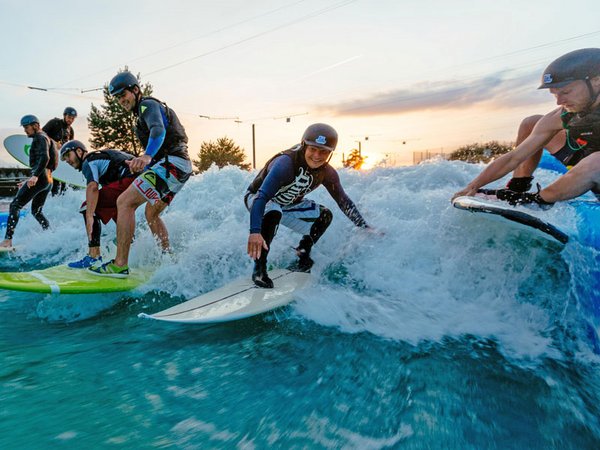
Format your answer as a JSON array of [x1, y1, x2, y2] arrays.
[[274, 167, 313, 205]]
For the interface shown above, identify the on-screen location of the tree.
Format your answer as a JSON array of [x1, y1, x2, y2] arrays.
[[448, 140, 514, 164], [193, 137, 251, 173], [87, 70, 153, 156], [343, 148, 367, 170]]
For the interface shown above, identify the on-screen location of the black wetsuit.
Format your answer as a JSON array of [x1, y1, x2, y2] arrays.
[[5, 132, 55, 239], [43, 117, 73, 195], [42, 117, 74, 145]]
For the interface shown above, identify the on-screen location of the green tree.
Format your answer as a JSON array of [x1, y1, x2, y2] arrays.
[[193, 137, 251, 173], [87, 70, 153, 156], [343, 148, 367, 170], [448, 140, 514, 164]]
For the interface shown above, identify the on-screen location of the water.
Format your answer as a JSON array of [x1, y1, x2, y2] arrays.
[[1, 161, 600, 449]]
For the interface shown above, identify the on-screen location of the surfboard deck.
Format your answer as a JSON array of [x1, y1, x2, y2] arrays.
[[452, 195, 569, 245], [3, 135, 87, 188], [140, 269, 311, 324], [0, 264, 151, 294]]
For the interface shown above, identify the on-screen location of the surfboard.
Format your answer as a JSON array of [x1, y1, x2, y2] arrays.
[[3, 135, 87, 188], [140, 269, 311, 324], [0, 264, 151, 294], [452, 195, 569, 245]]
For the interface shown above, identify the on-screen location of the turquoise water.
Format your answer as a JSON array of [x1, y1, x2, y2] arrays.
[[1, 162, 600, 449]]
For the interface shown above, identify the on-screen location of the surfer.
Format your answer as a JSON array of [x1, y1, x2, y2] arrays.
[[43, 106, 77, 196], [245, 123, 371, 288], [89, 71, 192, 277], [0, 115, 57, 249], [60, 140, 136, 268], [452, 48, 600, 207]]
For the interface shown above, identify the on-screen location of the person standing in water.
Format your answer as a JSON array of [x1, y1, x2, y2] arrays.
[[0, 115, 58, 249]]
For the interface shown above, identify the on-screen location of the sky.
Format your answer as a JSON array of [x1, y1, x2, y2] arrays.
[[0, 0, 598, 169]]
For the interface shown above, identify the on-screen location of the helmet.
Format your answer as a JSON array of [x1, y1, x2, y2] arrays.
[[539, 48, 600, 89], [60, 140, 87, 160], [301, 123, 338, 152], [63, 106, 77, 117], [108, 71, 139, 96], [20, 115, 39, 127]]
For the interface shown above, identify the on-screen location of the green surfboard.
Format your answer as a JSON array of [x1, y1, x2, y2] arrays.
[[0, 265, 151, 294]]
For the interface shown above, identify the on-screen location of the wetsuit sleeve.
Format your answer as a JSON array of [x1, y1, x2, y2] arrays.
[[249, 155, 295, 233], [139, 99, 166, 158], [29, 134, 50, 178], [322, 166, 369, 228]]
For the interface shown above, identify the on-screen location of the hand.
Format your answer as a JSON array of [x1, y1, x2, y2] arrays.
[[451, 185, 478, 202], [27, 176, 38, 187], [247, 233, 268, 260], [126, 155, 152, 173]]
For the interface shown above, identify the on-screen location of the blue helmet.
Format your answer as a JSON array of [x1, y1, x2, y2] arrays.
[[108, 71, 139, 96], [60, 140, 87, 160], [63, 106, 77, 117], [20, 115, 39, 127]]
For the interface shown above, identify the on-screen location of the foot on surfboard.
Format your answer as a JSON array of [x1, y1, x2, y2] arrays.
[[252, 260, 273, 289], [68, 255, 102, 269], [287, 247, 314, 273], [88, 259, 129, 278]]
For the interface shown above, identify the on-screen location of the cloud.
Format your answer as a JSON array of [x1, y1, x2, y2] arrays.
[[320, 70, 549, 117]]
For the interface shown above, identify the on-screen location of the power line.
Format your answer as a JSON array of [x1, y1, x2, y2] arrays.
[[57, 0, 311, 87], [143, 0, 359, 76]]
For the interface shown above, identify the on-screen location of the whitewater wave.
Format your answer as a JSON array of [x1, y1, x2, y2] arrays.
[[5, 161, 598, 360]]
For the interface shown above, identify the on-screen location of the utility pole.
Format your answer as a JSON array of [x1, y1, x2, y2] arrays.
[[252, 124, 256, 169]]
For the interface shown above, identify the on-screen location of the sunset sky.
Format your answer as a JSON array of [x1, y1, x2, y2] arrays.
[[1, 0, 598, 168]]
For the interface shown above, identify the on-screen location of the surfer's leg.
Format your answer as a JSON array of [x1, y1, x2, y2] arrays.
[[113, 185, 146, 267], [292, 206, 333, 272], [31, 183, 51, 230], [510, 115, 566, 188], [4, 183, 35, 242], [145, 200, 169, 252], [253, 210, 281, 288]]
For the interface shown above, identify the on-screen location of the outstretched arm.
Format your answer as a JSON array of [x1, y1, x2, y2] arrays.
[[452, 108, 564, 200]]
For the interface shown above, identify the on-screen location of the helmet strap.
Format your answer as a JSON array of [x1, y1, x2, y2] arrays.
[[583, 78, 600, 113]]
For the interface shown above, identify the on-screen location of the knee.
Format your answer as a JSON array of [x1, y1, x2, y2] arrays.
[[519, 115, 543, 134], [319, 207, 333, 228]]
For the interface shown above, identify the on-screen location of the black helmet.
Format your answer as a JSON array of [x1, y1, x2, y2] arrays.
[[539, 48, 600, 89], [108, 71, 139, 96], [301, 123, 338, 152], [60, 140, 87, 160], [63, 106, 77, 117], [20, 115, 39, 127]]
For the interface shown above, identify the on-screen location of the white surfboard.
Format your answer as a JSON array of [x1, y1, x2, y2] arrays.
[[3, 135, 87, 188], [453, 195, 569, 245], [140, 269, 311, 324]]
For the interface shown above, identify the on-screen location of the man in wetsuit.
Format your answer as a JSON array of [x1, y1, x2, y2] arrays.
[[453, 48, 600, 207], [43, 106, 77, 196], [0, 115, 57, 249], [59, 140, 135, 268], [246, 123, 371, 288], [89, 71, 192, 278]]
